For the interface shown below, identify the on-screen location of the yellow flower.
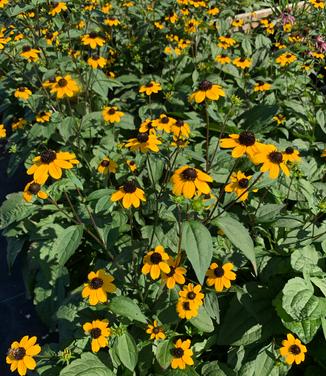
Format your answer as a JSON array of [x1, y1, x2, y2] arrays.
[[219, 131, 266, 159], [310, 52, 324, 60], [165, 12, 178, 24], [20, 46, 40, 62], [207, 7, 220, 16], [97, 157, 117, 174], [185, 19, 200, 34], [111, 181, 146, 208], [0, 124, 6, 138], [232, 19, 244, 28], [280, 333, 307, 365], [0, 0, 9, 8], [139, 119, 157, 133], [161, 257, 186, 289], [215, 54, 231, 64], [252, 144, 290, 179], [233, 57, 252, 69], [12, 118, 26, 131], [253, 82, 271, 92], [273, 114, 286, 125], [282, 146, 301, 163], [218, 36, 236, 49], [27, 150, 79, 184], [171, 339, 194, 369], [49, 2, 67, 16], [206, 262, 236, 292], [176, 299, 199, 319], [139, 81, 162, 95], [154, 22, 164, 30], [83, 319, 111, 353], [6, 336, 41, 376], [88, 55, 107, 69], [23, 181, 48, 202], [321, 149, 326, 158], [81, 32, 105, 49], [178, 283, 204, 308], [36, 111, 51, 123], [125, 132, 161, 153], [141, 245, 170, 279], [309, 0, 324, 9], [82, 269, 116, 306], [101, 3, 112, 13], [102, 106, 124, 123], [225, 171, 256, 201], [146, 320, 166, 340], [189, 80, 225, 103], [171, 119, 190, 138], [276, 52, 297, 66], [14, 87, 32, 100], [152, 114, 175, 133], [104, 18, 121, 27], [127, 160, 137, 172], [50, 75, 80, 99], [171, 166, 213, 199]]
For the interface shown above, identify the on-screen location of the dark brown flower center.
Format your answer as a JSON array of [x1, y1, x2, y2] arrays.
[[90, 328, 102, 339], [46, 32, 53, 39], [268, 151, 283, 164], [40, 150, 56, 164], [123, 181, 137, 193], [22, 45, 31, 52], [285, 147, 294, 154], [101, 159, 110, 167], [199, 80, 213, 91], [239, 131, 255, 146], [166, 266, 175, 277], [11, 347, 26, 360], [89, 31, 98, 38], [187, 292, 196, 300], [19, 87, 26, 92], [150, 252, 162, 264], [214, 265, 225, 277], [238, 178, 249, 188], [182, 301, 191, 310], [152, 327, 160, 334], [175, 120, 184, 127], [172, 347, 184, 358], [58, 78, 68, 87], [146, 82, 154, 87], [289, 344, 301, 355], [181, 167, 197, 181], [129, 160, 135, 166], [28, 182, 41, 194], [90, 277, 104, 289], [137, 132, 149, 143], [108, 108, 116, 115], [161, 116, 169, 124]]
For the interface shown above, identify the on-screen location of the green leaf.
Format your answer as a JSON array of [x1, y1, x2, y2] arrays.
[[53, 225, 84, 266], [156, 339, 173, 369], [181, 221, 213, 284], [214, 215, 256, 273], [6, 236, 26, 268], [291, 246, 321, 275], [256, 204, 285, 223], [239, 105, 278, 130], [116, 333, 138, 371], [59, 353, 114, 376], [90, 70, 122, 98], [202, 361, 236, 376], [109, 296, 148, 323], [190, 305, 214, 332]]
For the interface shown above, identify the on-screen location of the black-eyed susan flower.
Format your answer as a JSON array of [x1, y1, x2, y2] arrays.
[[20, 45, 40, 62], [218, 36, 236, 49], [44, 31, 59, 46], [141, 245, 170, 279], [233, 57, 252, 69], [171, 120, 190, 138], [139, 119, 157, 133], [81, 32, 105, 49], [104, 18, 121, 27], [153, 114, 175, 132], [225, 171, 257, 201], [146, 320, 166, 340], [280, 334, 307, 365], [50, 75, 79, 99], [27, 150, 79, 184], [171, 135, 189, 149], [176, 299, 199, 319], [139, 81, 162, 95], [126, 160, 137, 172], [171, 166, 213, 199], [97, 157, 117, 174], [111, 181, 146, 208], [23, 181, 48, 202], [253, 144, 290, 179], [170, 339, 194, 369], [232, 19, 244, 28], [49, 2, 67, 16], [206, 262, 236, 292], [101, 3, 112, 13], [219, 131, 266, 159], [0, 124, 6, 138], [14, 87, 32, 100], [102, 106, 124, 123], [189, 80, 225, 103], [12, 118, 26, 131], [88, 55, 107, 69], [125, 132, 161, 153], [161, 257, 186, 289], [215, 54, 231, 64], [276, 52, 297, 66], [309, 0, 324, 9], [6, 336, 41, 376], [273, 114, 286, 125], [83, 319, 111, 353], [207, 6, 219, 16], [185, 19, 200, 34], [282, 147, 301, 163], [178, 283, 204, 308], [82, 269, 116, 306], [253, 82, 272, 92], [36, 111, 51, 123]]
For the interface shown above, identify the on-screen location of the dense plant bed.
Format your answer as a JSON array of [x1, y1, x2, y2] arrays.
[[0, 0, 326, 375]]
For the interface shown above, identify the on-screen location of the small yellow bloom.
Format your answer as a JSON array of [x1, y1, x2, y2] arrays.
[[139, 81, 162, 95], [88, 55, 107, 69], [233, 57, 252, 69], [0, 124, 6, 138], [97, 157, 117, 174], [142, 245, 170, 280], [82, 269, 116, 306], [50, 75, 80, 99], [20, 46, 40, 62], [189, 80, 225, 103], [170, 339, 194, 369], [102, 106, 124, 123], [146, 320, 166, 340], [49, 2, 67, 16], [81, 32, 105, 49], [280, 333, 307, 365], [83, 320, 111, 353], [14, 87, 32, 100], [206, 262, 236, 292], [23, 181, 48, 202], [111, 181, 146, 208]]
